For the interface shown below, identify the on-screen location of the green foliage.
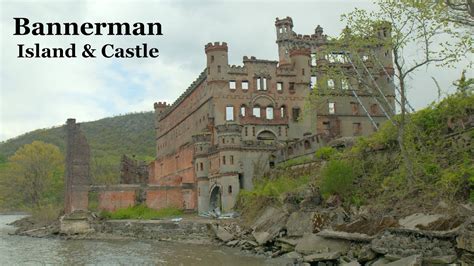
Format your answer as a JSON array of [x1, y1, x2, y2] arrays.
[[315, 147, 338, 160], [276, 155, 313, 169], [30, 204, 62, 223], [320, 160, 354, 198], [0, 141, 64, 210], [239, 175, 310, 204], [0, 112, 155, 185], [100, 205, 182, 220]]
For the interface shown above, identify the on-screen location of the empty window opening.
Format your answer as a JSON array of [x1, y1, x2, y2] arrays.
[[350, 102, 359, 115], [230, 155, 234, 164], [226, 106, 234, 121], [341, 79, 349, 90], [253, 107, 261, 118], [353, 122, 362, 136], [263, 78, 267, 90], [217, 65, 221, 73], [328, 102, 336, 114], [277, 82, 283, 91], [292, 107, 301, 122], [311, 53, 317, 66], [240, 105, 246, 116], [211, 55, 214, 62], [239, 80, 248, 90], [229, 80, 236, 90], [200, 162, 203, 171], [311, 76, 317, 88], [245, 127, 248, 136], [370, 104, 379, 115], [228, 185, 233, 194], [304, 140, 311, 150], [280, 106, 286, 118], [252, 127, 256, 136], [257, 78, 261, 90], [327, 79, 335, 89], [266, 107, 274, 120], [222, 156, 226, 165], [289, 82, 295, 92]]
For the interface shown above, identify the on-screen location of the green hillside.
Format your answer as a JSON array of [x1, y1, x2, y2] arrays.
[[0, 112, 156, 184]]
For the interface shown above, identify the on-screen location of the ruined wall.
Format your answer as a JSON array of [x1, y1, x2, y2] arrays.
[[64, 118, 91, 214]]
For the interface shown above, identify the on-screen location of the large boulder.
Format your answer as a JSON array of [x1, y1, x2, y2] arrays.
[[295, 233, 350, 255], [59, 210, 95, 235], [251, 206, 288, 245], [210, 224, 234, 242], [398, 213, 444, 230], [286, 211, 316, 237], [457, 218, 474, 252]]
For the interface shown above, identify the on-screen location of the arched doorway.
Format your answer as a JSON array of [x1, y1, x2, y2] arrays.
[[209, 186, 222, 211]]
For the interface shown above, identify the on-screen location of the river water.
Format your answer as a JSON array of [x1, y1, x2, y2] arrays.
[[0, 215, 283, 265]]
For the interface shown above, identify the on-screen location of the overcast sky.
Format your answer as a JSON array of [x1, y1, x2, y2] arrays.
[[0, 0, 472, 142]]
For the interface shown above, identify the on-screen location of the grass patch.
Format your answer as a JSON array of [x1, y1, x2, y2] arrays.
[[100, 205, 183, 220], [276, 155, 313, 169]]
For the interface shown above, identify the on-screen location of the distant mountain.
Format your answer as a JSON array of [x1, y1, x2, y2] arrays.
[[0, 112, 156, 183]]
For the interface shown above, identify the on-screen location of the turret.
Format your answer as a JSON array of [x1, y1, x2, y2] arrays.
[[205, 42, 228, 82], [374, 21, 393, 67], [290, 48, 311, 84], [275, 17, 294, 66]]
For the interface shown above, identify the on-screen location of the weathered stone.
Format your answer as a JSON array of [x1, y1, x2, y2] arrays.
[[341, 261, 361, 266], [423, 255, 457, 264], [59, 211, 94, 235], [368, 257, 391, 266], [210, 224, 234, 242], [357, 245, 377, 262], [326, 195, 342, 208], [398, 213, 444, 230], [285, 251, 303, 260], [317, 229, 374, 242], [226, 239, 239, 246], [303, 251, 341, 262], [385, 254, 422, 266], [295, 233, 350, 255], [460, 251, 474, 266], [457, 230, 474, 252], [286, 211, 315, 236], [251, 206, 288, 245]]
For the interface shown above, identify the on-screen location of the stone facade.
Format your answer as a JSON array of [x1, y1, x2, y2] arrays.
[[149, 17, 395, 213]]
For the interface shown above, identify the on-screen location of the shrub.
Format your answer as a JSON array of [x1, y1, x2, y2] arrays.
[[100, 205, 182, 220], [315, 147, 337, 160], [320, 160, 354, 198]]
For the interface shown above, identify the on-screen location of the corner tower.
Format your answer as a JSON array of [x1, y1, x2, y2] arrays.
[[205, 42, 229, 82]]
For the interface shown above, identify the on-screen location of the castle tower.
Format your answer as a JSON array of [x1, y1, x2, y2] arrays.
[[154, 101, 169, 154], [275, 17, 294, 66], [205, 42, 229, 82], [290, 48, 311, 84], [192, 133, 211, 213]]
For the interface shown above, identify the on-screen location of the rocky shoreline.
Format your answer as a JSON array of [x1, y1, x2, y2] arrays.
[[8, 199, 474, 266]]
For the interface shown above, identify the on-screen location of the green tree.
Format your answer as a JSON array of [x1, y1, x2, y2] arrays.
[[337, 0, 472, 182], [0, 141, 64, 209]]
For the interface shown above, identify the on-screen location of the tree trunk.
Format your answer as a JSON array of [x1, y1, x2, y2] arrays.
[[398, 76, 415, 184]]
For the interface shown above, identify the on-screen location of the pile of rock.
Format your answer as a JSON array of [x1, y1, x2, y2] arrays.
[[210, 199, 474, 265]]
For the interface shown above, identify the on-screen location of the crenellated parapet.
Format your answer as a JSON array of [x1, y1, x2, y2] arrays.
[[243, 56, 279, 65], [204, 41, 228, 53], [159, 70, 207, 120], [228, 65, 247, 75]]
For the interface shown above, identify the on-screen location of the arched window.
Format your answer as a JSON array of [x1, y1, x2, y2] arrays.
[[266, 107, 274, 120], [253, 106, 261, 118]]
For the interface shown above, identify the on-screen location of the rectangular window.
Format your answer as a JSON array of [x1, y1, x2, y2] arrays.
[[311, 76, 317, 88], [289, 82, 295, 92], [350, 102, 359, 115], [311, 53, 317, 66], [353, 122, 362, 135], [252, 127, 256, 136], [328, 102, 336, 114], [240, 106, 246, 116], [229, 80, 236, 90], [257, 78, 261, 90], [292, 108, 300, 122], [242, 81, 249, 90], [245, 127, 248, 136], [327, 79, 335, 89], [263, 78, 267, 90], [277, 82, 283, 91], [222, 156, 226, 165], [341, 79, 349, 90], [226, 106, 234, 121], [230, 155, 234, 165], [253, 107, 261, 118], [266, 107, 274, 120]]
